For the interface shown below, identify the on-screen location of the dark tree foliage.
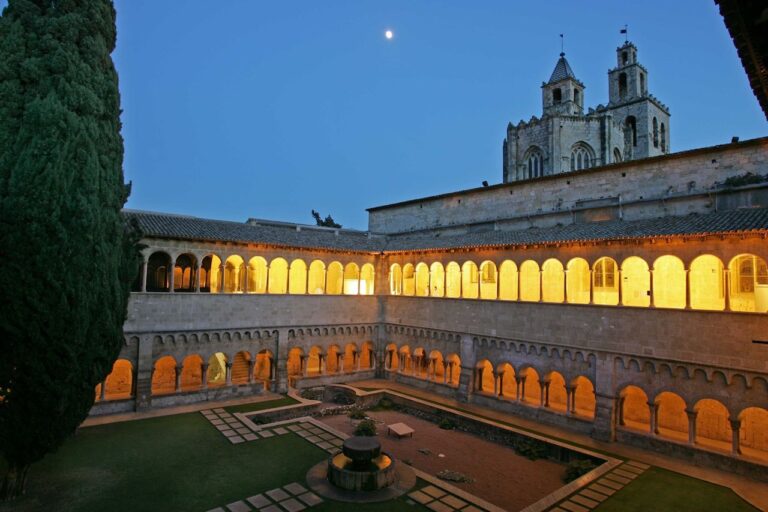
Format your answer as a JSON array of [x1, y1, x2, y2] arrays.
[[311, 209, 342, 228], [0, 0, 139, 499]]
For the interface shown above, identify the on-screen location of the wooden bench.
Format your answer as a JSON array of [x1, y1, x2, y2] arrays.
[[387, 422, 414, 438]]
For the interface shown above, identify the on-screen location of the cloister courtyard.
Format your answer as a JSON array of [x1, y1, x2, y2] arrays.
[[1, 384, 761, 512]]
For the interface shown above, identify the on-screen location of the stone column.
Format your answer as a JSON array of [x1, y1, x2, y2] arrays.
[[319, 354, 326, 374], [493, 372, 499, 396], [242, 265, 248, 294], [617, 396, 626, 426], [355, 351, 360, 371], [248, 359, 255, 384], [140, 259, 148, 292], [649, 401, 659, 435], [540, 382, 548, 407], [686, 409, 697, 445], [225, 362, 233, 386], [588, 270, 594, 304], [498, 372, 504, 397], [592, 393, 618, 442], [219, 263, 226, 293], [723, 269, 731, 311], [168, 259, 175, 293], [194, 264, 201, 292], [99, 380, 107, 401], [134, 335, 155, 411], [131, 371, 137, 397], [443, 361, 449, 384], [455, 334, 475, 402], [648, 269, 655, 308], [730, 419, 742, 455], [300, 355, 307, 376], [201, 363, 209, 390], [519, 376, 526, 402], [175, 365, 183, 393], [685, 270, 692, 309]]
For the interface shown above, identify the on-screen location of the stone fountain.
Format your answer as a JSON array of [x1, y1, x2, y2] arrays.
[[306, 435, 415, 502]]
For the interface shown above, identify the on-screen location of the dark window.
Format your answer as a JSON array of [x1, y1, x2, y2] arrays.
[[619, 73, 627, 98], [553, 88, 562, 104]]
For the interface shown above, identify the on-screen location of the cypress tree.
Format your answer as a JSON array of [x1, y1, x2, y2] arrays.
[[0, 0, 139, 499]]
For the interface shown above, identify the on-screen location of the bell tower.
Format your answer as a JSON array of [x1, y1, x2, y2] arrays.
[[542, 52, 585, 117]]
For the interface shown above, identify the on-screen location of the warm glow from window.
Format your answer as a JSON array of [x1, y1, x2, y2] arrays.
[[593, 257, 619, 305], [415, 263, 430, 297], [247, 256, 268, 294], [479, 261, 498, 300], [389, 264, 402, 295], [690, 255, 724, 310], [462, 261, 479, 299], [446, 262, 461, 298], [653, 255, 685, 309], [224, 255, 245, 293], [519, 260, 540, 302], [360, 263, 375, 295], [541, 258, 564, 303], [308, 260, 326, 295], [343, 262, 360, 295], [403, 264, 415, 296], [622, 256, 650, 307], [289, 259, 307, 294], [499, 260, 518, 301], [566, 258, 590, 304], [729, 254, 768, 312], [326, 262, 343, 295], [430, 262, 445, 297], [268, 258, 288, 294]]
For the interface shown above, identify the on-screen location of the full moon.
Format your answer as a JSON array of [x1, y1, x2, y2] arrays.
[[385, 30, 393, 40]]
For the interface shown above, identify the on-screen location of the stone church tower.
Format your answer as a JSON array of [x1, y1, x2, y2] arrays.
[[503, 41, 670, 183]]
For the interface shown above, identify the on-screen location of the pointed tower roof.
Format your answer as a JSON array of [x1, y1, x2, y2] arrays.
[[548, 52, 576, 83]]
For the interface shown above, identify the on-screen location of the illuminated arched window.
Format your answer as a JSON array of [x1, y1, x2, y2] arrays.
[[566, 258, 590, 304], [360, 263, 375, 295], [621, 256, 650, 307], [498, 260, 518, 301], [541, 258, 564, 303], [147, 251, 172, 292], [288, 259, 307, 294], [729, 254, 768, 312], [402, 264, 415, 296], [268, 258, 288, 294], [200, 254, 222, 293], [570, 142, 595, 171], [461, 261, 479, 299], [173, 253, 196, 292], [307, 260, 326, 294], [653, 255, 685, 309], [690, 255, 724, 311], [343, 263, 360, 295], [326, 262, 343, 295], [247, 256, 268, 294], [430, 262, 445, 297], [479, 261, 497, 300], [519, 260, 540, 302], [224, 255, 245, 293], [446, 262, 461, 298], [415, 263, 430, 297], [389, 264, 402, 295], [593, 257, 619, 305]]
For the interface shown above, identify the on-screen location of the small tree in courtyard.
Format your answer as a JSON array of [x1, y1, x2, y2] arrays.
[[0, 0, 139, 499]]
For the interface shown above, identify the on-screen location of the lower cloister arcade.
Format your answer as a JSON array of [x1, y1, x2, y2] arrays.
[[385, 344, 462, 387], [616, 385, 768, 462], [138, 251, 375, 296], [286, 342, 375, 384], [472, 360, 596, 419], [389, 253, 768, 313]]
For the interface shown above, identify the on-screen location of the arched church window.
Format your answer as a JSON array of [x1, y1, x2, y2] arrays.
[[625, 116, 637, 148], [622, 51, 628, 65], [570, 142, 595, 171], [553, 88, 562, 104], [660, 123, 666, 152], [653, 117, 659, 148], [573, 89, 580, 105], [619, 73, 628, 98], [523, 147, 543, 179], [640, 73, 646, 95]]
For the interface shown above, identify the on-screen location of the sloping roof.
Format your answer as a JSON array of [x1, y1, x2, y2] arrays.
[[716, 0, 768, 120], [383, 208, 768, 252], [548, 53, 576, 83], [125, 208, 768, 254], [124, 210, 382, 252]]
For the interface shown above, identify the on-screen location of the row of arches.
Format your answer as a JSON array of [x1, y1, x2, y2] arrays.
[[385, 345, 462, 387], [389, 253, 768, 313], [618, 386, 768, 462], [140, 252, 375, 296], [95, 350, 275, 401], [287, 342, 375, 380], [472, 360, 596, 419]]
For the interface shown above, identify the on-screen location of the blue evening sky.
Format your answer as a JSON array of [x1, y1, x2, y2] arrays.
[[4, 1, 766, 229]]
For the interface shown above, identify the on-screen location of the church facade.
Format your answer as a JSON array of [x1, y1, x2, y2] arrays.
[[503, 42, 670, 182], [90, 40, 768, 481]]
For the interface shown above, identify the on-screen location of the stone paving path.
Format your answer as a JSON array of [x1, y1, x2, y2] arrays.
[[408, 484, 491, 512], [548, 460, 650, 512], [206, 481, 324, 512]]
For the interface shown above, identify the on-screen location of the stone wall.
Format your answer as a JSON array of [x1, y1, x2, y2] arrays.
[[368, 138, 768, 234]]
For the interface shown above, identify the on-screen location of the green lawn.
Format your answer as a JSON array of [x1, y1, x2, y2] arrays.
[[225, 395, 299, 413], [0, 407, 420, 512], [594, 467, 758, 512]]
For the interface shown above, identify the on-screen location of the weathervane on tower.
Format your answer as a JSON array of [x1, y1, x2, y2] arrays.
[[620, 24, 628, 43]]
